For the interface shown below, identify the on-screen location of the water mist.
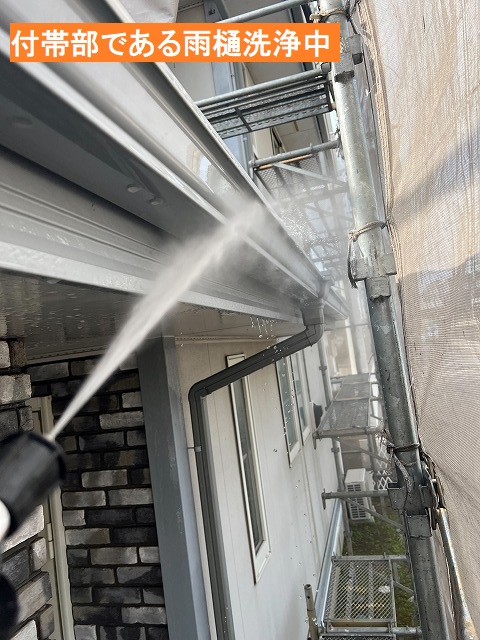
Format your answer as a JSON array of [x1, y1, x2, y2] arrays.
[[47, 211, 256, 441]]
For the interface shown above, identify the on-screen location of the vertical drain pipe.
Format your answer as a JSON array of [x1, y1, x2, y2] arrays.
[[317, 338, 333, 408], [316, 2, 451, 638], [188, 302, 326, 640]]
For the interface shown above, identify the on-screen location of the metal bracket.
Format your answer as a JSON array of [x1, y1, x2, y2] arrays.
[[333, 52, 355, 83], [348, 34, 363, 65], [381, 252, 397, 275], [406, 514, 432, 539], [349, 255, 369, 281], [367, 276, 391, 300], [331, 37, 362, 84], [420, 484, 436, 509], [388, 479, 437, 511], [388, 478, 435, 538], [349, 252, 397, 282], [387, 482, 407, 510]]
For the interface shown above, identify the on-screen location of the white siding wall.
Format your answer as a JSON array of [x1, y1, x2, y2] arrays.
[[176, 340, 338, 640]]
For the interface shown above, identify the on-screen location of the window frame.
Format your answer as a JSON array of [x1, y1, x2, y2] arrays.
[[290, 351, 313, 444], [275, 357, 301, 465], [227, 354, 270, 581], [28, 396, 75, 640], [276, 352, 314, 463]]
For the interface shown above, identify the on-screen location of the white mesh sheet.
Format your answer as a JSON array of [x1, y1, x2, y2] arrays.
[[356, 0, 480, 629]]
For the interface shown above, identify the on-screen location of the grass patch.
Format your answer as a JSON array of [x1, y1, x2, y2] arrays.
[[343, 500, 418, 632]]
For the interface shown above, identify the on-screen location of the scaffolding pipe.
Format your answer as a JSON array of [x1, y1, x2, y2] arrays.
[[340, 554, 407, 561], [321, 628, 421, 637], [318, 338, 333, 407], [437, 509, 478, 640], [322, 489, 388, 500], [315, 426, 383, 439], [331, 440, 353, 555], [318, 2, 451, 637], [332, 495, 404, 532], [251, 140, 339, 168], [340, 447, 389, 464], [304, 584, 319, 640], [219, 0, 310, 23], [196, 67, 328, 108], [271, 161, 347, 187]]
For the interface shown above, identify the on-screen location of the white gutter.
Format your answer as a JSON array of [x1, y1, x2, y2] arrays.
[[0, 0, 327, 316]]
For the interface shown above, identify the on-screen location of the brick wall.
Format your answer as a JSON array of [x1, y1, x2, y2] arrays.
[[0, 339, 55, 640], [28, 355, 169, 640]]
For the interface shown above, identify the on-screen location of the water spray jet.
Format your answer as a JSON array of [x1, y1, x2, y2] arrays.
[[0, 211, 256, 547]]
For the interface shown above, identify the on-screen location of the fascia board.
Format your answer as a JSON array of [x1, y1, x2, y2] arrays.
[[0, 147, 303, 324], [0, 0, 326, 307]]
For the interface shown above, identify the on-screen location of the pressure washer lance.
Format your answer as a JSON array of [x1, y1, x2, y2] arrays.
[[0, 432, 65, 640]]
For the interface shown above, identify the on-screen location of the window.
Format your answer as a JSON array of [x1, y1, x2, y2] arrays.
[[291, 352, 312, 443], [276, 358, 301, 463], [270, 129, 285, 156], [227, 354, 270, 580], [276, 352, 312, 463]]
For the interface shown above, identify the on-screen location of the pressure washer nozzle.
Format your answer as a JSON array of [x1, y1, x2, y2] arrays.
[[0, 575, 19, 640], [0, 432, 65, 538]]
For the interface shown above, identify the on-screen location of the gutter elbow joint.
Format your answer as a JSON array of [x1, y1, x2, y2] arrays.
[[301, 301, 325, 346]]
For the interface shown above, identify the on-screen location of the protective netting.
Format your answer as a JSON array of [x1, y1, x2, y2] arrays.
[[356, 0, 480, 629]]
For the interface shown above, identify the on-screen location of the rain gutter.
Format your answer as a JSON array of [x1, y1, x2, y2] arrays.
[[0, 0, 325, 311], [188, 300, 327, 640]]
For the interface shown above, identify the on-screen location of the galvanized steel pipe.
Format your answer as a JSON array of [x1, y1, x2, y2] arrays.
[[304, 584, 319, 640], [318, 1, 451, 637], [251, 140, 339, 168], [437, 509, 478, 640], [219, 0, 311, 23]]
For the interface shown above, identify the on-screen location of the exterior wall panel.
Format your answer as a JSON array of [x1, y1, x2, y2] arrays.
[[176, 340, 338, 640]]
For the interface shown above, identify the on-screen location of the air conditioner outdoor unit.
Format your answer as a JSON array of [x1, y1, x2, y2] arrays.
[[345, 468, 374, 522]]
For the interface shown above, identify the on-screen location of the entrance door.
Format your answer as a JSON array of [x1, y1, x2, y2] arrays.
[[28, 397, 75, 640]]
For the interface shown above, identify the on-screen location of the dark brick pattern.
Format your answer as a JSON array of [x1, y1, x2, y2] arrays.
[[30, 356, 168, 640], [0, 339, 54, 640]]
